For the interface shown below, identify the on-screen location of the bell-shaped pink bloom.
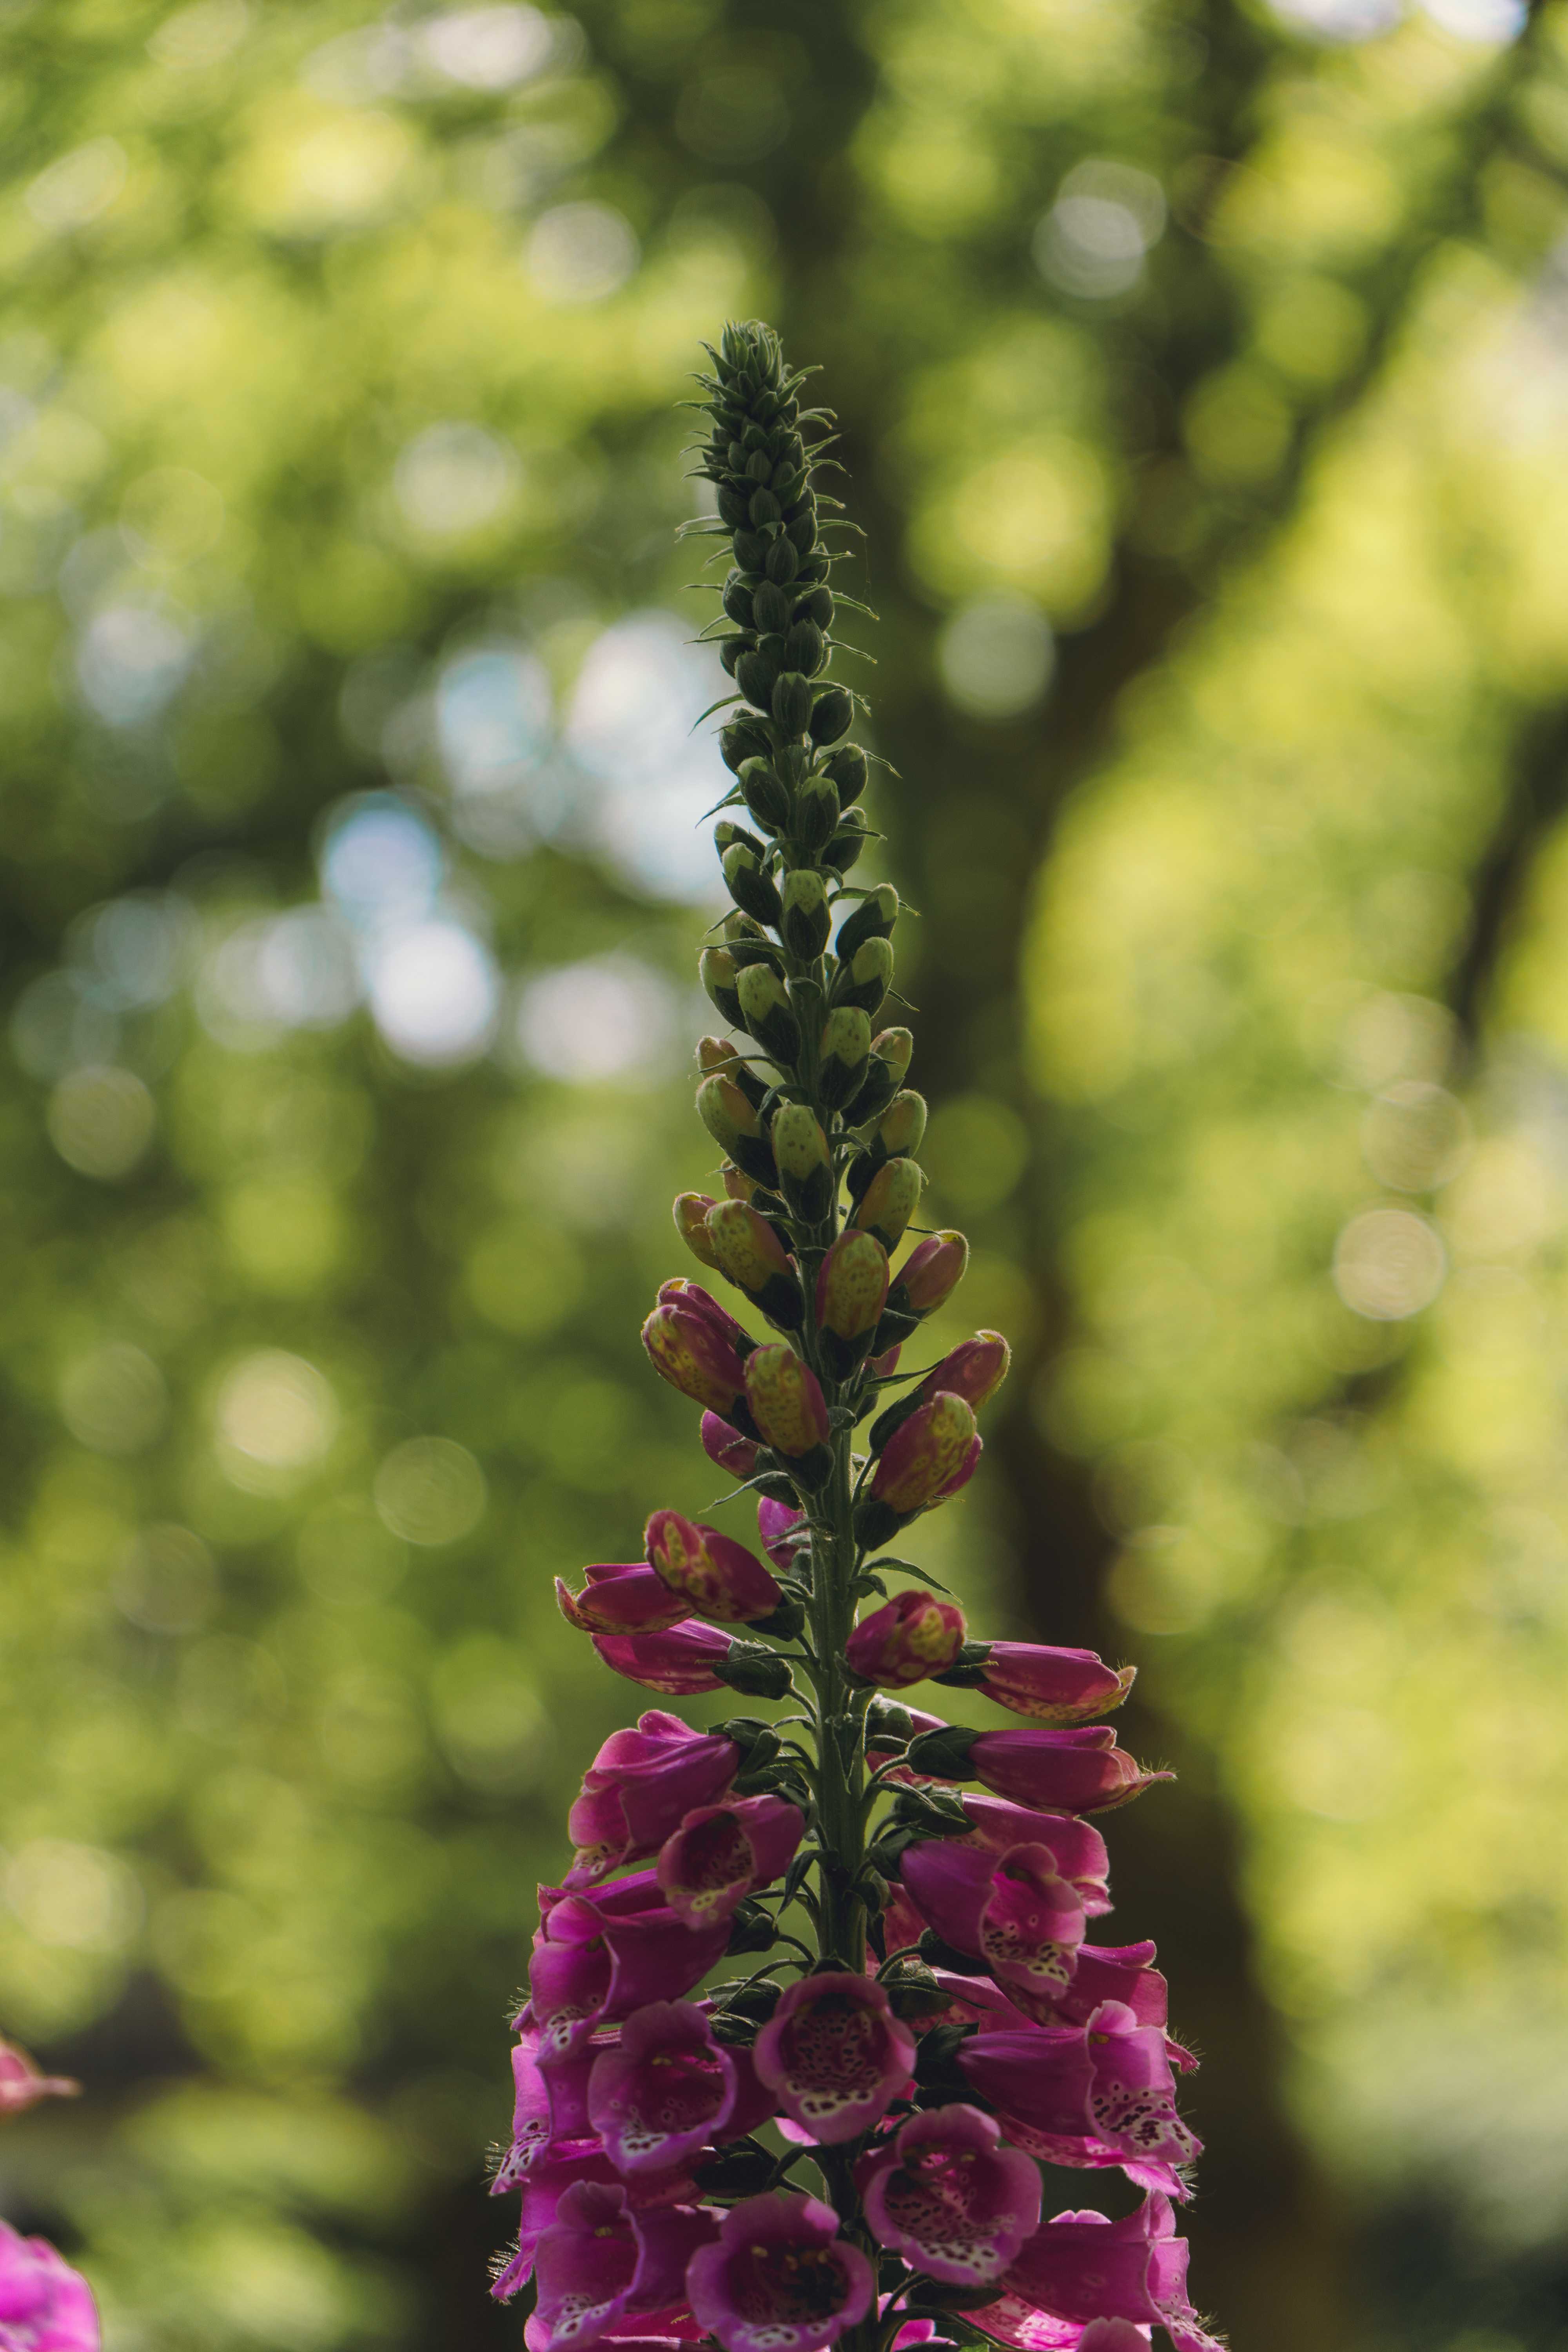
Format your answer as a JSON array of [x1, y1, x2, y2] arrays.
[[959, 2004, 1200, 2200], [0, 2223, 98, 2352], [0, 2042, 78, 2117], [491, 2151, 622, 2303], [743, 1345, 831, 1461], [557, 1565, 691, 1638], [871, 1395, 979, 1517], [754, 1971, 916, 2143], [900, 1840, 1087, 2007], [758, 1498, 807, 1572], [702, 1412, 759, 1479], [657, 1795, 804, 1927], [586, 2000, 746, 2177], [847, 1590, 966, 1688], [526, 2177, 717, 2352], [592, 1621, 735, 1695], [642, 1285, 751, 1417], [565, 1713, 740, 1886], [979, 2192, 1223, 2352], [957, 1800, 1113, 1913], [858, 2104, 1042, 2287], [686, 2192, 875, 2352], [926, 1932, 1171, 2037], [645, 1511, 783, 1626], [971, 1646, 1135, 1726], [494, 2028, 598, 2190], [528, 1871, 733, 2062], [964, 1730, 1167, 1818]]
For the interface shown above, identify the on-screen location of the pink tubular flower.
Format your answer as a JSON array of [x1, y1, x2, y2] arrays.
[[0, 2224, 98, 2352], [858, 2104, 1042, 2287], [556, 1565, 691, 1638], [969, 1730, 1167, 1817], [526, 2177, 717, 2352], [592, 1621, 735, 1696], [957, 1800, 1113, 1913], [900, 1840, 1087, 2006], [657, 1795, 804, 1927], [702, 1412, 759, 1479], [743, 1345, 831, 1463], [858, 1396, 980, 1546], [564, 1713, 739, 1886], [645, 1511, 783, 1626], [586, 2000, 744, 2177], [0, 2042, 78, 2117], [686, 2192, 875, 2352], [754, 1971, 916, 2143], [846, 1591, 966, 1689], [494, 2029, 598, 2190], [491, 2151, 621, 2303], [977, 2193, 1223, 2352], [958, 2005, 1200, 2201], [758, 1497, 807, 1572], [895, 1231, 968, 1314], [969, 1646, 1135, 1726], [642, 1286, 751, 1417], [916, 1333, 1011, 1413], [528, 1871, 734, 2061]]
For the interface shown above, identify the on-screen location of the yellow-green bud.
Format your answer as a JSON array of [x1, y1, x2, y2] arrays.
[[836, 885, 898, 961], [780, 868, 831, 961], [872, 1028, 914, 1083], [839, 933, 893, 1017], [707, 1199, 803, 1331], [771, 1102, 835, 1223], [851, 1155, 925, 1253], [697, 1074, 761, 1157], [700, 947, 742, 1028], [818, 1006, 872, 1109], [674, 1193, 722, 1269], [877, 1090, 927, 1160], [737, 962, 802, 1064], [723, 841, 783, 928]]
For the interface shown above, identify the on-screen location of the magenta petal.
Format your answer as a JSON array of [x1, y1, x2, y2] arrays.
[[758, 1498, 807, 1572], [491, 2153, 622, 2304], [860, 2105, 1042, 2287], [753, 1973, 916, 2145], [588, 2002, 737, 2177], [0, 2225, 98, 2352], [592, 1623, 733, 1695], [656, 1796, 804, 1927], [994, 2193, 1220, 2351], [969, 1730, 1169, 1818], [686, 2192, 875, 2352], [978, 1846, 1087, 2004], [495, 2033, 598, 2190], [958, 1802, 1112, 1914]]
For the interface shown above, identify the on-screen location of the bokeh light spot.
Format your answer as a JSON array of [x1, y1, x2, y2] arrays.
[[373, 1437, 486, 1546], [514, 955, 679, 1082], [525, 203, 639, 303], [7, 1840, 143, 1952], [1333, 1207, 1447, 1319], [60, 1344, 169, 1455], [367, 920, 499, 1066], [938, 596, 1055, 720], [47, 1065, 156, 1179], [216, 1352, 338, 1483], [392, 422, 520, 541]]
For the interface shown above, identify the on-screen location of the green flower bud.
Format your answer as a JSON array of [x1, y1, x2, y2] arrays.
[[785, 619, 825, 676], [809, 685, 853, 744], [835, 884, 899, 962], [772, 671, 812, 735], [818, 1006, 872, 1109], [837, 934, 893, 1018], [764, 534, 800, 586], [738, 757, 791, 831], [723, 841, 784, 928], [737, 961, 802, 1065], [736, 648, 779, 711], [722, 572, 755, 626], [707, 1198, 803, 1332], [733, 528, 769, 572], [700, 946, 743, 1028], [771, 1102, 835, 1223], [713, 1638, 795, 1701], [877, 1090, 927, 1159], [721, 719, 771, 774], [719, 634, 752, 678], [675, 1192, 722, 1269], [715, 819, 766, 861], [717, 483, 750, 529], [697, 1034, 769, 1111], [698, 1073, 776, 1185], [823, 742, 867, 807], [851, 1155, 925, 1252], [824, 808, 868, 872], [797, 583, 833, 630], [752, 579, 791, 633], [873, 1027, 914, 1082], [780, 869, 831, 961], [793, 773, 839, 855]]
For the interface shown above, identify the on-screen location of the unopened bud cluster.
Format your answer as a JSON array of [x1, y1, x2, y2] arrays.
[[490, 323, 1220, 2352]]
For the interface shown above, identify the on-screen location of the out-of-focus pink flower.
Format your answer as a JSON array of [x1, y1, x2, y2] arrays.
[[967, 1646, 1135, 1725], [0, 2221, 99, 2351], [556, 1565, 690, 1638], [974, 2192, 1223, 2352], [586, 2001, 744, 2177], [754, 1972, 916, 2143], [959, 2004, 1200, 2199], [857, 2104, 1042, 2287], [564, 1713, 739, 1887], [527, 1871, 734, 2062], [846, 1591, 966, 1688], [525, 2178, 716, 2352], [0, 2042, 78, 2118], [656, 1795, 804, 1928], [592, 1622, 736, 1696], [686, 2192, 875, 2352], [900, 1840, 1087, 2007], [645, 1512, 783, 1626]]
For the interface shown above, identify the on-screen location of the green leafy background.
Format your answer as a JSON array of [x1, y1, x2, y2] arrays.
[[4, 1, 1568, 2346]]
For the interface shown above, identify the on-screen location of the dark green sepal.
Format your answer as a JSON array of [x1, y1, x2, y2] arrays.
[[869, 1304, 920, 1354], [737, 757, 791, 830], [723, 844, 783, 927], [844, 1054, 899, 1126], [713, 1640, 795, 1700], [809, 685, 853, 744], [835, 884, 898, 960], [822, 742, 867, 806], [916, 1929, 989, 1978], [823, 811, 868, 871]]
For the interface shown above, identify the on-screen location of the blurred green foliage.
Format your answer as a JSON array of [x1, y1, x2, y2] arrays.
[[6, 0, 1568, 2348]]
